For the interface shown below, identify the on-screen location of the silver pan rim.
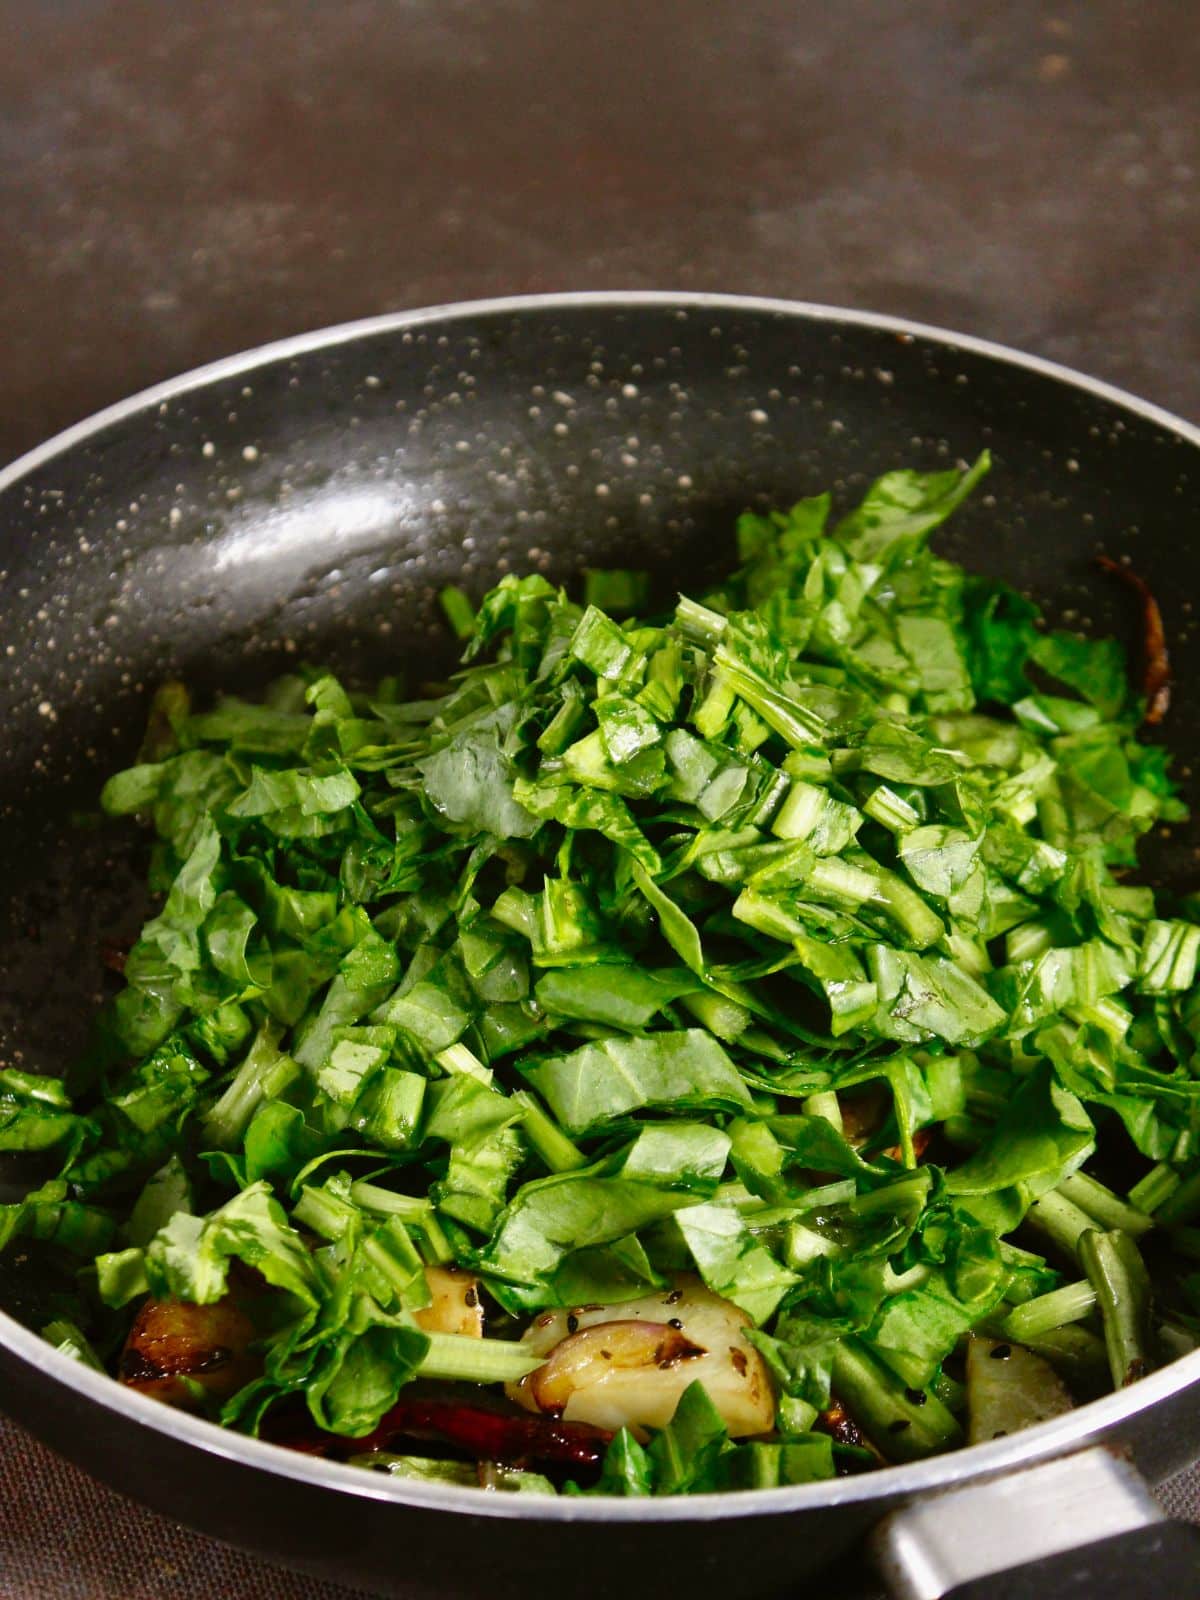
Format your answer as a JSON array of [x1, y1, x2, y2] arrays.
[[2, 288, 1198, 1523], [2, 290, 1197, 495]]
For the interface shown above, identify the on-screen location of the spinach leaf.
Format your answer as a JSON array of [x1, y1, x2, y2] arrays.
[[522, 1030, 753, 1136], [25, 452, 1199, 1486]]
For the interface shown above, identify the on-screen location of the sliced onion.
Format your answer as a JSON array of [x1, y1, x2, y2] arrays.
[[119, 1294, 258, 1407], [506, 1275, 775, 1437], [530, 1319, 705, 1415]]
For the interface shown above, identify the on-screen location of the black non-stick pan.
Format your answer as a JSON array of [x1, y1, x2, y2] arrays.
[[3, 294, 1200, 1600]]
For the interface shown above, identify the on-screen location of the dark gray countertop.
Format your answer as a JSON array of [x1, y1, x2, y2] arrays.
[[0, 1, 1197, 1595], [1, 0, 1197, 472]]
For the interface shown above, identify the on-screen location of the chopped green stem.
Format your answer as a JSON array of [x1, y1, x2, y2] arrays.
[[1153, 1170, 1200, 1228], [417, 1208, 456, 1266], [203, 1027, 298, 1148], [1011, 1324, 1110, 1391], [930, 1370, 966, 1412], [513, 1090, 588, 1173], [349, 1181, 430, 1220], [794, 1179, 858, 1211], [1128, 1163, 1181, 1215], [851, 1175, 932, 1218], [417, 1332, 544, 1384], [863, 784, 920, 833], [439, 586, 477, 641], [434, 1043, 493, 1086], [802, 1090, 843, 1133], [785, 1222, 839, 1267], [712, 647, 828, 747], [679, 989, 751, 1042], [778, 1395, 819, 1433], [1079, 1228, 1153, 1390], [42, 1318, 105, 1370], [830, 1339, 963, 1462], [1003, 1280, 1097, 1342], [293, 1182, 356, 1241], [349, 1180, 459, 1264], [1057, 1172, 1153, 1237], [1025, 1190, 1095, 1264], [674, 596, 728, 647]]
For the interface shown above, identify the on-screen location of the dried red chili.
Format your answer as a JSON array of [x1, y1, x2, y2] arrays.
[[1096, 554, 1171, 725], [269, 1396, 613, 1476]]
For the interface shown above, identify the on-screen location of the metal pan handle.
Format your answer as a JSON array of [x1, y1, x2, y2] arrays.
[[872, 1446, 1200, 1600]]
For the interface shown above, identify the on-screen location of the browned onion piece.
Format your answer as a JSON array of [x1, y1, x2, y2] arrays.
[[506, 1277, 776, 1436], [529, 1320, 706, 1416], [119, 1293, 259, 1408]]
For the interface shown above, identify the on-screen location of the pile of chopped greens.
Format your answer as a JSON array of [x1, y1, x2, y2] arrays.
[[8, 451, 1200, 1497]]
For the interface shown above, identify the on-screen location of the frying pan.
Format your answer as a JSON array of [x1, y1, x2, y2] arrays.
[[2, 293, 1200, 1600]]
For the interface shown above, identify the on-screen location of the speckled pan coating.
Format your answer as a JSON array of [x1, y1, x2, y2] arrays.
[[1, 294, 1199, 1598]]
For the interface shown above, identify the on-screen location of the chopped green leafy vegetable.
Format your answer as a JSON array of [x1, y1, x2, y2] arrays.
[[11, 454, 1199, 1497]]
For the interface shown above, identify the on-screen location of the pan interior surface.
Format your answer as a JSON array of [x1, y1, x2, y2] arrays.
[[2, 294, 1200, 1532]]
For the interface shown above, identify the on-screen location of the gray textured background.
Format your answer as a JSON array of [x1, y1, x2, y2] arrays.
[[1, 0, 1199, 472], [0, 0, 1197, 1593]]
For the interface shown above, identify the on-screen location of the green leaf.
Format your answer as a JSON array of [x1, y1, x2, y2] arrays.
[[593, 1428, 654, 1495], [243, 1101, 328, 1185], [126, 1155, 193, 1248], [569, 605, 636, 679], [869, 946, 1006, 1047], [306, 1315, 429, 1437], [896, 615, 974, 714], [629, 861, 707, 975], [645, 1381, 730, 1493], [835, 452, 990, 564], [296, 928, 401, 1070], [478, 1168, 702, 1289], [594, 694, 663, 764], [227, 766, 360, 823], [186, 697, 313, 755], [522, 1030, 752, 1136], [513, 779, 661, 871], [1030, 631, 1127, 720], [745, 1314, 837, 1410], [716, 1435, 834, 1489], [534, 965, 699, 1029], [945, 1068, 1094, 1200], [0, 1071, 83, 1153], [675, 1203, 797, 1323], [961, 578, 1041, 705], [417, 727, 540, 840], [619, 1123, 731, 1191], [144, 1181, 320, 1307]]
